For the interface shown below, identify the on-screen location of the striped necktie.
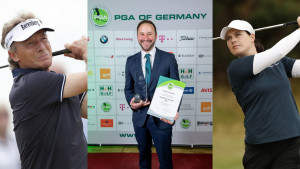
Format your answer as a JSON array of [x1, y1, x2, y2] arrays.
[[145, 53, 151, 85]]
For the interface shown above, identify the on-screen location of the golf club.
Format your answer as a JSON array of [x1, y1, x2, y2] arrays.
[[0, 49, 71, 69], [213, 20, 298, 40]]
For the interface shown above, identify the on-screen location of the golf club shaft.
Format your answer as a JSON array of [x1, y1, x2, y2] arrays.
[[0, 49, 71, 69], [213, 21, 298, 40], [0, 65, 9, 69], [52, 49, 71, 56], [254, 21, 297, 31]]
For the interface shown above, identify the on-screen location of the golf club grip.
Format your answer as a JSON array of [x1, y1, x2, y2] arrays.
[[0, 49, 72, 69], [284, 21, 298, 26], [0, 65, 9, 69], [52, 49, 71, 56]]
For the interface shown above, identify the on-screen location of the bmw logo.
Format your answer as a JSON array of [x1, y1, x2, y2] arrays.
[[100, 35, 108, 44]]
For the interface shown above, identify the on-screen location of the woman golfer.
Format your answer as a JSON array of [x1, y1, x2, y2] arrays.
[[220, 17, 300, 169]]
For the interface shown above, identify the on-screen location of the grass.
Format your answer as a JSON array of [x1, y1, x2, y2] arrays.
[[213, 86, 245, 169], [213, 80, 300, 169]]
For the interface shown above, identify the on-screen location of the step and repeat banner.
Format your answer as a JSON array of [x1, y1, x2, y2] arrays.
[[88, 0, 212, 145]]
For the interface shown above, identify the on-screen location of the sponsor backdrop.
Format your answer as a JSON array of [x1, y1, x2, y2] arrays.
[[88, 0, 212, 146]]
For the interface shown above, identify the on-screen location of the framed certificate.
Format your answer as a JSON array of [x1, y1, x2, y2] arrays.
[[147, 76, 186, 121]]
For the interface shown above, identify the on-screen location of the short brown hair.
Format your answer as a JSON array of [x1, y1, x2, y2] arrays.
[[1, 12, 41, 69], [137, 20, 157, 35]]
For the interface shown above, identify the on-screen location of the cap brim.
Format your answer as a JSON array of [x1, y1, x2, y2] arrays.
[[14, 27, 54, 42], [220, 27, 232, 40], [220, 25, 254, 40]]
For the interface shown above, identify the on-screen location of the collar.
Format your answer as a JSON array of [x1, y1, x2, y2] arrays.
[[12, 68, 43, 78], [141, 46, 156, 58]]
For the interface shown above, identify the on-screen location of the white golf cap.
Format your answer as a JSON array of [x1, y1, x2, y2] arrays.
[[220, 20, 254, 40], [4, 18, 54, 49]]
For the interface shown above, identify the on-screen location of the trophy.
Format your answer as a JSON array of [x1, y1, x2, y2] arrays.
[[133, 75, 148, 103], [133, 93, 141, 103]]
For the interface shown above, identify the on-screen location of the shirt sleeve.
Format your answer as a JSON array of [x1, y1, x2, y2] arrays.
[[78, 92, 86, 106], [253, 29, 300, 75], [281, 57, 296, 77], [292, 60, 300, 78]]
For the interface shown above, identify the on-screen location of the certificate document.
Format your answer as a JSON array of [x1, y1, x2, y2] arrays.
[[147, 76, 186, 121]]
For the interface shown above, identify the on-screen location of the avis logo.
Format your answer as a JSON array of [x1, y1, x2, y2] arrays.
[[159, 35, 174, 42], [201, 88, 212, 92]]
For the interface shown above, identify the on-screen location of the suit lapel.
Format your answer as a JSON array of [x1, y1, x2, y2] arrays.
[[149, 48, 162, 87]]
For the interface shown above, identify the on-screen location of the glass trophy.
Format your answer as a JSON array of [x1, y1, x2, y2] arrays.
[[133, 93, 141, 103], [134, 75, 149, 103]]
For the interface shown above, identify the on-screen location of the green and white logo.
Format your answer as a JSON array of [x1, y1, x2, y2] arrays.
[[168, 83, 174, 90], [99, 85, 113, 96], [90, 6, 111, 28], [101, 102, 111, 112], [180, 118, 191, 129]]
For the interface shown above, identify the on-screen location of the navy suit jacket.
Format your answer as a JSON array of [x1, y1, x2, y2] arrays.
[[125, 48, 179, 129]]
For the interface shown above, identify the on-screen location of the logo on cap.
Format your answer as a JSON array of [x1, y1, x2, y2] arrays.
[[21, 20, 40, 30]]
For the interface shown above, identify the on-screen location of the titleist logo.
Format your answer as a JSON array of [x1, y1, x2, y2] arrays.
[[179, 36, 195, 41]]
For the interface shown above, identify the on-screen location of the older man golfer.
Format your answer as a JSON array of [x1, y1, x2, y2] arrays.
[[1, 12, 87, 169]]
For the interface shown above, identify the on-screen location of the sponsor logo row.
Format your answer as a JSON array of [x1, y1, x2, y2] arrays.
[[88, 82, 212, 99], [88, 99, 212, 116], [88, 29, 212, 48], [88, 66, 212, 83], [88, 47, 212, 66], [88, 115, 212, 132]]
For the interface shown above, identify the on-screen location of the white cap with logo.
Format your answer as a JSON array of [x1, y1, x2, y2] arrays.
[[4, 18, 54, 49], [220, 20, 254, 40]]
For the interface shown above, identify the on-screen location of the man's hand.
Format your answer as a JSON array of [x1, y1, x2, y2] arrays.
[[62, 36, 88, 98], [160, 112, 179, 125], [64, 36, 88, 63], [130, 97, 150, 110]]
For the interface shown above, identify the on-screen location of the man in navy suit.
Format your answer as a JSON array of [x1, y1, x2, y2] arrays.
[[125, 20, 179, 169]]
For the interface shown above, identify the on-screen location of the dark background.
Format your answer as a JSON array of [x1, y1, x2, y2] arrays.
[[213, 1, 300, 168]]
